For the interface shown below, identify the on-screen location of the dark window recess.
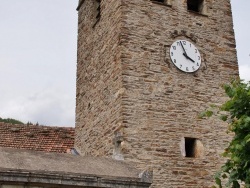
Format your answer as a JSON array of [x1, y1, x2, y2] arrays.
[[185, 137, 197, 157], [187, 0, 204, 13], [153, 0, 165, 2]]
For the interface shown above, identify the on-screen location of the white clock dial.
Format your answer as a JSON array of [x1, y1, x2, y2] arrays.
[[169, 40, 201, 73]]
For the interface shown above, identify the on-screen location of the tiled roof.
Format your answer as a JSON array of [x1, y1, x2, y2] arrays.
[[0, 123, 75, 153]]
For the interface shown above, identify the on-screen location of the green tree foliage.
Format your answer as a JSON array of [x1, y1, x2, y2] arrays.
[[212, 79, 250, 188], [0, 117, 24, 125]]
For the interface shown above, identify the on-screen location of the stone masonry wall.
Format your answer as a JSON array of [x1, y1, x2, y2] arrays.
[[75, 0, 123, 156], [75, 0, 239, 187], [119, 0, 238, 187]]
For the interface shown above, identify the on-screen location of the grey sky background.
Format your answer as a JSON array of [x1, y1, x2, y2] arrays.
[[0, 0, 249, 127]]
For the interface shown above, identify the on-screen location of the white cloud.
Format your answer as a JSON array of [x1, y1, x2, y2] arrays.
[[239, 64, 250, 82], [0, 89, 75, 127], [0, 0, 78, 127], [0, 0, 249, 127]]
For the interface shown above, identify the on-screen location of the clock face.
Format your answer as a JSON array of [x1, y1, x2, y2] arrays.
[[169, 40, 201, 73]]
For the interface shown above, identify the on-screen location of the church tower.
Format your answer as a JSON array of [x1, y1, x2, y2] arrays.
[[75, 0, 238, 187]]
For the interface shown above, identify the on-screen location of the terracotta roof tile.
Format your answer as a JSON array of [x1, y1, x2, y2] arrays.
[[0, 123, 75, 153]]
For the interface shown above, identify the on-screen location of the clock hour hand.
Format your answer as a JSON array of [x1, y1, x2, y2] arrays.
[[183, 53, 195, 63]]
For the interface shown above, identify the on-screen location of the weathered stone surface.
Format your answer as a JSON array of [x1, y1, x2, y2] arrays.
[[0, 147, 151, 188], [75, 0, 238, 187], [75, 0, 123, 158]]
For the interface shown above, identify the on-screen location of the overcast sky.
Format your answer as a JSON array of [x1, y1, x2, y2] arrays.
[[0, 0, 249, 127]]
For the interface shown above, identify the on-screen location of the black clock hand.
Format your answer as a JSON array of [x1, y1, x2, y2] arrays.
[[181, 42, 195, 62], [180, 41, 188, 56], [183, 53, 195, 63], [180, 41, 195, 63]]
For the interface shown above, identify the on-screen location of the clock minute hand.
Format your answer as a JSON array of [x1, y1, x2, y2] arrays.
[[180, 41, 188, 56]]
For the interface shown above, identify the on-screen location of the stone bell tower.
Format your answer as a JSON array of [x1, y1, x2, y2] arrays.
[[75, 0, 238, 187]]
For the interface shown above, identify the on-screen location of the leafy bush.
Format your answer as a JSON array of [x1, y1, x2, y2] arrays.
[[212, 79, 250, 188]]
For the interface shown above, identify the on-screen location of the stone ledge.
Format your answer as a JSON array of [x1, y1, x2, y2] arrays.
[[0, 169, 151, 188], [0, 147, 152, 188]]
